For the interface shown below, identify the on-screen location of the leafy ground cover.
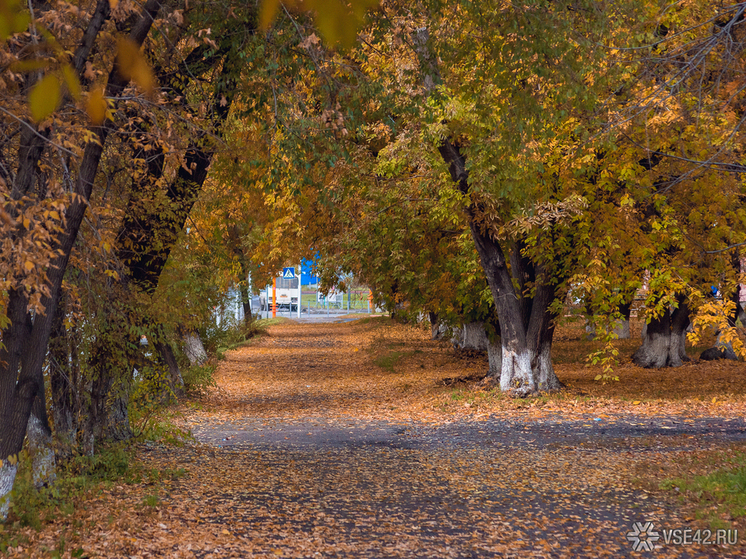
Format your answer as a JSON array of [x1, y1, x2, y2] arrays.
[[6, 317, 746, 557]]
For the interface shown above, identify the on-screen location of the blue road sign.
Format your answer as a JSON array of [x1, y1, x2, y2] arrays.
[[282, 267, 295, 279]]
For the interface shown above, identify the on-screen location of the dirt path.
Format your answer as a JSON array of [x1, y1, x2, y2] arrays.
[[18, 319, 746, 557]]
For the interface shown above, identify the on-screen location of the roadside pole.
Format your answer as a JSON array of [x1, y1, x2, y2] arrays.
[[272, 277, 277, 318], [297, 264, 302, 319]]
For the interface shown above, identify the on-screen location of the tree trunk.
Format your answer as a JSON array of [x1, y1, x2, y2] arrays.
[[0, 460, 17, 521], [615, 302, 632, 339], [437, 139, 562, 396], [428, 312, 443, 340], [49, 293, 84, 459], [585, 301, 631, 340], [458, 322, 490, 350], [633, 298, 690, 368], [183, 330, 208, 366], [84, 373, 114, 455], [486, 337, 502, 381], [155, 339, 185, 396], [27, 413, 56, 489], [240, 282, 253, 326], [105, 389, 133, 442]]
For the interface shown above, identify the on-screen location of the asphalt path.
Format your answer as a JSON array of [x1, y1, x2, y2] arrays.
[[188, 414, 746, 558]]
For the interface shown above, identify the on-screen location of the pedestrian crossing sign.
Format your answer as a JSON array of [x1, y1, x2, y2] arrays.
[[282, 267, 295, 279]]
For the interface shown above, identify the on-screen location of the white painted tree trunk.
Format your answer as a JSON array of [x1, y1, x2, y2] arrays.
[[487, 337, 502, 378], [27, 414, 56, 489], [500, 346, 535, 396], [459, 322, 489, 350], [0, 460, 17, 521], [183, 331, 208, 366], [535, 343, 562, 391], [586, 318, 630, 340]]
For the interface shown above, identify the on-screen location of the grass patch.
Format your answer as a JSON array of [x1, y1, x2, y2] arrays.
[[254, 316, 292, 328], [352, 316, 391, 326], [660, 451, 746, 528], [374, 350, 407, 373]]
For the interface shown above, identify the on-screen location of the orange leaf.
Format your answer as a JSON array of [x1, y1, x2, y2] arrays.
[[87, 86, 107, 125], [116, 38, 155, 95]]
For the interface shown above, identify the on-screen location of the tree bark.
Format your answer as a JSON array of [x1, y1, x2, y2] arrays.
[[585, 300, 632, 340], [182, 330, 208, 366], [155, 338, 185, 396], [49, 296, 82, 459], [486, 337, 503, 381], [457, 322, 490, 350], [239, 282, 253, 326], [633, 298, 690, 368]]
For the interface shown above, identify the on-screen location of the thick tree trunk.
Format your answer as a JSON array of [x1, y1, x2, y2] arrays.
[[437, 140, 562, 396], [615, 302, 632, 339], [240, 282, 253, 326], [155, 339, 185, 396], [183, 330, 208, 366], [486, 337, 502, 380], [83, 373, 114, 455], [0, 460, 17, 520], [458, 322, 490, 350], [27, 414, 56, 489], [633, 299, 690, 368], [49, 301, 82, 459], [428, 312, 443, 340], [105, 390, 133, 442]]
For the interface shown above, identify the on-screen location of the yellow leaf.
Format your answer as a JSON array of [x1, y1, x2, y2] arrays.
[[259, 0, 281, 31], [61, 64, 81, 99], [594, 374, 602, 381], [10, 59, 48, 73], [712, 397, 717, 403], [29, 73, 61, 122], [116, 38, 155, 95], [22, 217, 29, 229], [221, 529, 230, 535], [24, 261, 34, 272], [108, 0, 118, 8], [632, 400, 641, 405], [0, 0, 31, 41], [87, 86, 107, 125]]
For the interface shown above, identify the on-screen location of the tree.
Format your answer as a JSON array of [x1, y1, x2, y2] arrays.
[[0, 0, 168, 518], [576, 1, 746, 368]]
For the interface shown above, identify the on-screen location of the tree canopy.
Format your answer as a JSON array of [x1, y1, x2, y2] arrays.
[[2, 0, 746, 520]]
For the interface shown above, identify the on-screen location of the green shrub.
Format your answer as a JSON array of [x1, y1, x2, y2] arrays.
[[182, 363, 218, 395], [5, 444, 134, 532]]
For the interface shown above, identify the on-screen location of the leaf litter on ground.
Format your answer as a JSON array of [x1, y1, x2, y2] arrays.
[[9, 317, 746, 557]]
